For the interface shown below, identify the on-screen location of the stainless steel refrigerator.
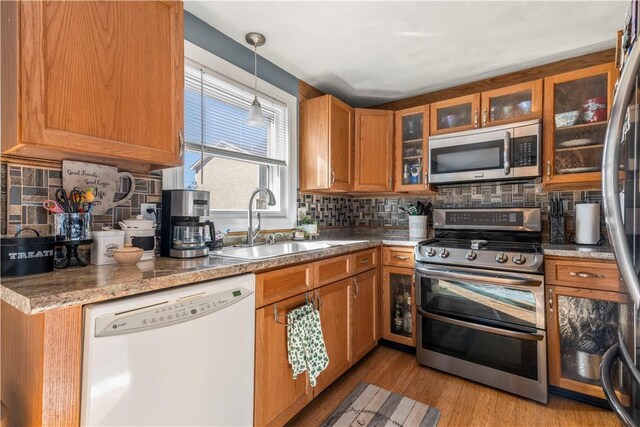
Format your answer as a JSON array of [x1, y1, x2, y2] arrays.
[[602, 38, 640, 426]]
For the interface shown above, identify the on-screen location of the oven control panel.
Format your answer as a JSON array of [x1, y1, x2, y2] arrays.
[[433, 208, 541, 232]]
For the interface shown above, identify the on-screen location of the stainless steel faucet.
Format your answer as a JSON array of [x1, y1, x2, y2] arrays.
[[247, 187, 276, 246], [266, 232, 284, 245]]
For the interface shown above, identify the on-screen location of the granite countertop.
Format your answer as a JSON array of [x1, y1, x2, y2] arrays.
[[0, 236, 419, 315], [542, 243, 615, 261]]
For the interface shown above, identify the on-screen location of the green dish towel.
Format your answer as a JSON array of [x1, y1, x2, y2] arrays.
[[287, 302, 329, 387]]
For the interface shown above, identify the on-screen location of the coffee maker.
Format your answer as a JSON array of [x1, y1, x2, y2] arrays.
[[161, 190, 214, 258]]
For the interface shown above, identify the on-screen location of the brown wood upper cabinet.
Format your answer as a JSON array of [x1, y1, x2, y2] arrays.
[[354, 109, 394, 192], [481, 80, 543, 127], [430, 94, 481, 135], [300, 95, 353, 192], [542, 62, 617, 189], [430, 81, 542, 135], [1, 1, 184, 171], [394, 105, 434, 193]]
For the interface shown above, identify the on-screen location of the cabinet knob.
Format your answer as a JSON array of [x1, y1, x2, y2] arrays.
[[483, 108, 488, 127], [474, 109, 479, 128], [353, 278, 359, 297], [331, 170, 336, 185], [389, 176, 393, 189], [548, 288, 554, 312]]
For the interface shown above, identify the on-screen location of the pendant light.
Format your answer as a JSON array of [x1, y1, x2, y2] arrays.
[[246, 32, 266, 127]]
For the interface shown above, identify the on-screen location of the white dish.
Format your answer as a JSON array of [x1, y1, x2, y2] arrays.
[[558, 166, 600, 174], [558, 138, 593, 148]]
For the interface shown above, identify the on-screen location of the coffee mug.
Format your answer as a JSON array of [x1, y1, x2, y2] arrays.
[[62, 161, 135, 216]]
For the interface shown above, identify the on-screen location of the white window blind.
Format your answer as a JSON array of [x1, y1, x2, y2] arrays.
[[184, 62, 288, 167]]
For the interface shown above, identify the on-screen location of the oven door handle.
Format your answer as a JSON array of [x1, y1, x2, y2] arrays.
[[415, 266, 542, 287], [417, 309, 544, 342]]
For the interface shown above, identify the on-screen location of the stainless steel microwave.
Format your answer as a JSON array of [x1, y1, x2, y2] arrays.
[[428, 119, 541, 184]]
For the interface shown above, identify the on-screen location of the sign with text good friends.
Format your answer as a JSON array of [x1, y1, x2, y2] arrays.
[[62, 161, 135, 215]]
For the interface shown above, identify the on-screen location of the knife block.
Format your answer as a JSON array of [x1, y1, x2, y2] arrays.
[[549, 215, 565, 244]]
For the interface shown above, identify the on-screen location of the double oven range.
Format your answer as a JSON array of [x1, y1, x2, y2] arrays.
[[414, 208, 547, 403]]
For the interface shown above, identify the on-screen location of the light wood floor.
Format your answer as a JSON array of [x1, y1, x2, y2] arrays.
[[287, 346, 619, 427]]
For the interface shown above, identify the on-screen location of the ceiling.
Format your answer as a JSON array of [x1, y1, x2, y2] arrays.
[[185, 1, 626, 107]]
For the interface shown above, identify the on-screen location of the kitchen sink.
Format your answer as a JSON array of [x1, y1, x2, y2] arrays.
[[211, 241, 360, 260]]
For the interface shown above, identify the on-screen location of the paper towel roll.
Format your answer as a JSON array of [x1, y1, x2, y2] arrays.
[[575, 202, 600, 245]]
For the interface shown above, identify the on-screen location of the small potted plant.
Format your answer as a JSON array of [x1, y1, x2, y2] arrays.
[[299, 216, 318, 235]]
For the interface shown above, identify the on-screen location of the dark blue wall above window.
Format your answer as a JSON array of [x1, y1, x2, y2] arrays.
[[184, 11, 299, 98]]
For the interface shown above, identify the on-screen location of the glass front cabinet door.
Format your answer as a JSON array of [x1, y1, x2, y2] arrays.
[[394, 105, 433, 192], [480, 80, 543, 127], [546, 285, 631, 404], [382, 266, 416, 346], [543, 62, 617, 188], [430, 94, 481, 135]]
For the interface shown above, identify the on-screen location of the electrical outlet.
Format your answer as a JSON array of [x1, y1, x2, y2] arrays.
[[141, 203, 157, 221], [297, 207, 307, 221]]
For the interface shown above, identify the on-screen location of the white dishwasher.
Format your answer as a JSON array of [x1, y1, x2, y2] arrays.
[[81, 274, 255, 426]]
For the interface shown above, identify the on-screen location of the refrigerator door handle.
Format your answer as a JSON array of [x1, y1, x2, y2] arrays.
[[601, 343, 638, 427], [603, 42, 640, 308]]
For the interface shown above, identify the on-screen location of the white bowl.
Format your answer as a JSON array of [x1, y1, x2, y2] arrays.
[[555, 111, 579, 128]]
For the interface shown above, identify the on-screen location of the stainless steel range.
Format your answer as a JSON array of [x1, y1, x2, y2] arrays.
[[415, 207, 547, 403]]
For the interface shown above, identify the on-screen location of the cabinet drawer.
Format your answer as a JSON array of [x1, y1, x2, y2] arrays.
[[545, 257, 622, 292], [314, 254, 352, 288], [256, 263, 313, 308], [352, 249, 377, 274], [383, 247, 415, 268]]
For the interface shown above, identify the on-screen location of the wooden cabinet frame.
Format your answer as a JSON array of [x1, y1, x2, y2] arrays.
[[394, 105, 435, 193], [354, 109, 394, 192], [546, 285, 630, 403], [430, 94, 481, 135], [1, 1, 184, 171], [480, 80, 543, 127], [381, 266, 416, 346], [542, 62, 617, 189], [299, 95, 353, 192]]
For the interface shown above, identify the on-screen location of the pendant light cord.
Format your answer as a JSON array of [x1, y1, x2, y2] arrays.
[[253, 43, 258, 95], [200, 69, 205, 186]]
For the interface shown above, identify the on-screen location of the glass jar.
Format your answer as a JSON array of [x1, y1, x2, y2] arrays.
[[172, 222, 206, 249]]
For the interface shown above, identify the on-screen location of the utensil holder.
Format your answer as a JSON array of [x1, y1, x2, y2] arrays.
[[409, 216, 428, 239], [54, 213, 92, 241], [549, 215, 565, 244]]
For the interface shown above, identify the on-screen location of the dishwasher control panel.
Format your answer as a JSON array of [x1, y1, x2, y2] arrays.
[[94, 287, 252, 337]]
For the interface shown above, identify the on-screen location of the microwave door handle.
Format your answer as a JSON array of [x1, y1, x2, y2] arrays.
[[415, 266, 541, 287], [504, 131, 511, 176], [417, 309, 544, 341]]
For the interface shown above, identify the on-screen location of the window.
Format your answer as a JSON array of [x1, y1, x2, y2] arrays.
[[164, 42, 297, 232]]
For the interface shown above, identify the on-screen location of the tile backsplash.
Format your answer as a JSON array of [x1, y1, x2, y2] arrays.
[[1, 161, 162, 236], [2, 161, 603, 245], [299, 179, 606, 243]]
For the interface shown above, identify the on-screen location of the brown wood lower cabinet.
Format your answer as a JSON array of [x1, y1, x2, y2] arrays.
[[254, 293, 313, 427], [313, 279, 352, 394], [254, 249, 380, 426], [381, 266, 416, 346], [351, 269, 379, 361], [545, 257, 631, 404]]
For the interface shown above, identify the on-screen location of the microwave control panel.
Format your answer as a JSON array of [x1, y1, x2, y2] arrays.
[[512, 136, 537, 167]]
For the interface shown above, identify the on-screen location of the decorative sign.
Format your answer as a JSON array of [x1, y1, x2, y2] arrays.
[[62, 161, 135, 216]]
